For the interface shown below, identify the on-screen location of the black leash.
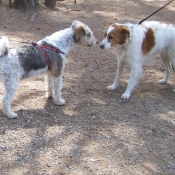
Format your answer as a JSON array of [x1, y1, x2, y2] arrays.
[[138, 0, 174, 25]]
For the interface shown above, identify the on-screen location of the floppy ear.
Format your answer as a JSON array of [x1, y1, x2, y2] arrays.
[[121, 27, 130, 39], [74, 26, 85, 41]]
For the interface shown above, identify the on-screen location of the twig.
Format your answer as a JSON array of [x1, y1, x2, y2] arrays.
[[92, 59, 101, 68], [69, 9, 81, 11]]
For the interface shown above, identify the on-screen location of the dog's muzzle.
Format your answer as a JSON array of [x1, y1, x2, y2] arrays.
[[100, 44, 105, 49]]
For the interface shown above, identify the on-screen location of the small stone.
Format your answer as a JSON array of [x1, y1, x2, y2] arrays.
[[47, 163, 51, 167]]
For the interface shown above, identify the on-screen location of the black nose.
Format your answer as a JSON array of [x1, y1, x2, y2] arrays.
[[100, 44, 104, 49], [96, 41, 98, 44]]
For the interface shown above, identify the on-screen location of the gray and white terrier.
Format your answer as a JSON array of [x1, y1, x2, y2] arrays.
[[0, 20, 97, 118]]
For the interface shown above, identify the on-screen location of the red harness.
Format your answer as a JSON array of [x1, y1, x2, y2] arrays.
[[32, 42, 65, 70]]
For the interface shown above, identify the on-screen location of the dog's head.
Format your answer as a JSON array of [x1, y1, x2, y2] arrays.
[[71, 20, 98, 46], [100, 22, 130, 49]]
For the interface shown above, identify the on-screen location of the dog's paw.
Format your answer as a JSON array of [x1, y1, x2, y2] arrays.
[[46, 92, 52, 98], [54, 99, 65, 106], [159, 79, 167, 84], [107, 85, 117, 91], [4, 111, 18, 119], [121, 93, 130, 100]]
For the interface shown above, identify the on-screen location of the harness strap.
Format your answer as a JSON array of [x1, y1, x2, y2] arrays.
[[41, 45, 65, 55], [40, 47, 51, 70], [32, 42, 65, 70]]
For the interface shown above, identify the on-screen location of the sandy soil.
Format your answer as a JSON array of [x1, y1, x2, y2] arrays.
[[0, 0, 175, 174]]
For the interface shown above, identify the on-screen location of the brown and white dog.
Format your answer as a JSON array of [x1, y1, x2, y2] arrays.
[[100, 21, 175, 99]]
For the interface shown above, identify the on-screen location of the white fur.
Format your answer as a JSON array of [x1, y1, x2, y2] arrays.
[[0, 36, 8, 56], [0, 20, 97, 118], [100, 21, 175, 99]]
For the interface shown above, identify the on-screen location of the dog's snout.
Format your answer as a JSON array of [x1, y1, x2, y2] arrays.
[[100, 44, 104, 49]]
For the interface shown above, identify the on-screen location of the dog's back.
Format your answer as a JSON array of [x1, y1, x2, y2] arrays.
[[142, 21, 175, 50]]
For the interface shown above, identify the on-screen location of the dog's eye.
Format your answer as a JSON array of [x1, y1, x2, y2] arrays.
[[108, 35, 114, 40]]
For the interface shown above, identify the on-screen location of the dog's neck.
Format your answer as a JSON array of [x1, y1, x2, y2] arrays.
[[115, 24, 136, 54], [41, 28, 75, 56]]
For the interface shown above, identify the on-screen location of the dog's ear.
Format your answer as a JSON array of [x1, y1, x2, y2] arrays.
[[74, 26, 86, 41], [71, 20, 83, 30], [121, 27, 130, 39]]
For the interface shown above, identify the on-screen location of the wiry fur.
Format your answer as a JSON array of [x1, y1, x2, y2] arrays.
[[100, 21, 175, 99], [0, 36, 8, 56], [0, 20, 97, 118]]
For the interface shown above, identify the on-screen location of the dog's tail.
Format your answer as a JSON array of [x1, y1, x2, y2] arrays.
[[0, 36, 9, 57]]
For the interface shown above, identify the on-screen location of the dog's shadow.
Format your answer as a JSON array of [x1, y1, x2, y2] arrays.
[[0, 86, 68, 127], [18, 93, 66, 115], [0, 98, 69, 135]]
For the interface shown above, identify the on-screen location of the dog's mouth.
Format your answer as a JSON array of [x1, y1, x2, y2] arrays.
[[87, 40, 98, 47]]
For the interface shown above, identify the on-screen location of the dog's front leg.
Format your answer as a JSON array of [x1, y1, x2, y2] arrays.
[[53, 75, 65, 105], [121, 64, 142, 100], [45, 74, 54, 98], [108, 59, 125, 90]]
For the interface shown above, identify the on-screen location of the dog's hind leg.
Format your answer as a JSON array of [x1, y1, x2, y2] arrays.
[[53, 75, 65, 106], [2, 77, 19, 118], [159, 50, 172, 84], [108, 59, 125, 91]]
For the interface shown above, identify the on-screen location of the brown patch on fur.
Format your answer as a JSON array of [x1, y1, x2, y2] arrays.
[[104, 31, 107, 38], [142, 28, 155, 55], [74, 26, 85, 41], [107, 24, 130, 46], [104, 22, 114, 37]]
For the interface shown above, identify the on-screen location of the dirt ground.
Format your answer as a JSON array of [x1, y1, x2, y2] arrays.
[[0, 0, 175, 174]]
